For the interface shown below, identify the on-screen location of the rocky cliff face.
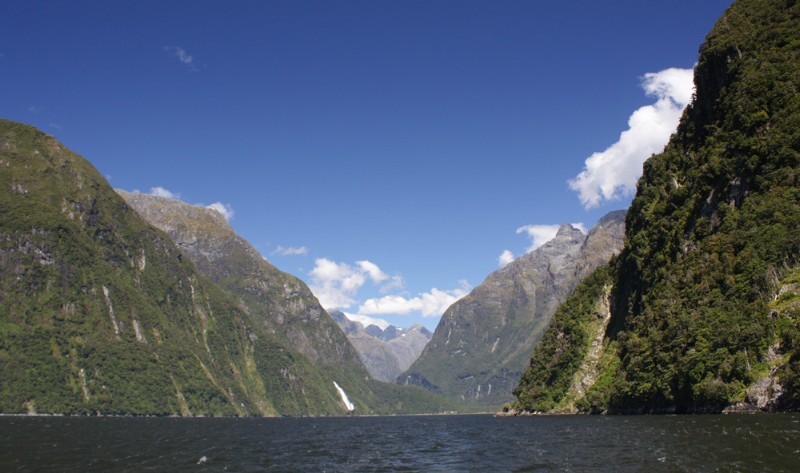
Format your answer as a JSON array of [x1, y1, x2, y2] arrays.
[[330, 310, 432, 382], [513, 0, 800, 414], [0, 119, 459, 416], [399, 210, 625, 408], [117, 190, 364, 369]]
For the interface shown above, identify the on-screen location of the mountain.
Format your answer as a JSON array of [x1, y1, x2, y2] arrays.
[[511, 0, 800, 414], [116, 190, 364, 370], [0, 119, 363, 415], [330, 310, 432, 382], [0, 119, 455, 416], [399, 211, 626, 408]]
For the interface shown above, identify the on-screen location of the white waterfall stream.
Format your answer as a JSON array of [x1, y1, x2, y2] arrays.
[[333, 381, 355, 411]]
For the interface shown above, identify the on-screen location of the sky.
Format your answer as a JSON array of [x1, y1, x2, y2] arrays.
[[2, 0, 733, 330]]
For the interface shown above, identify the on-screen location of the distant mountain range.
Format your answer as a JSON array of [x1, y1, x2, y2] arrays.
[[399, 211, 626, 408], [329, 310, 431, 382]]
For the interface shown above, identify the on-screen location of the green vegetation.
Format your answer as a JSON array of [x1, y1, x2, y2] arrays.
[[513, 0, 800, 413], [403, 214, 625, 411], [511, 265, 615, 412], [0, 119, 454, 416]]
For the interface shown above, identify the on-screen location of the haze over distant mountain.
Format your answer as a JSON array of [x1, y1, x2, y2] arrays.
[[399, 210, 625, 408], [512, 0, 800, 414], [330, 310, 432, 382]]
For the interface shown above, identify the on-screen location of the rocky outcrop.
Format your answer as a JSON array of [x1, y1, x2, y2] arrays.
[[117, 190, 364, 369], [399, 210, 625, 408]]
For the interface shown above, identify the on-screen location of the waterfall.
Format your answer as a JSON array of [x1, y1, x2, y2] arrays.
[[333, 381, 355, 411]]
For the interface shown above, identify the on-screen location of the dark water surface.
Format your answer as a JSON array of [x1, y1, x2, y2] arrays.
[[1, 413, 798, 472]]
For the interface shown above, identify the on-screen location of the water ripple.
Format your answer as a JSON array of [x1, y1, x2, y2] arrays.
[[1, 413, 798, 472]]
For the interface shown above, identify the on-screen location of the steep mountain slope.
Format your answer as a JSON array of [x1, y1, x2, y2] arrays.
[[400, 211, 625, 408], [0, 119, 364, 415], [117, 190, 365, 371], [512, 0, 800, 414], [330, 310, 432, 382], [0, 119, 456, 416]]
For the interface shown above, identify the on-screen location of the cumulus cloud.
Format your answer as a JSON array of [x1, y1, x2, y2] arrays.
[[149, 186, 180, 199], [343, 312, 391, 330], [308, 257, 463, 319], [273, 245, 309, 256], [379, 275, 405, 294], [498, 250, 515, 268], [206, 202, 234, 221], [357, 282, 470, 318], [568, 67, 694, 209], [309, 258, 369, 309], [516, 224, 560, 253], [357, 260, 388, 284]]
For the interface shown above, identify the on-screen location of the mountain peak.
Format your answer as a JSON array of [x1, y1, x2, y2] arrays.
[[400, 210, 625, 406], [554, 223, 584, 239]]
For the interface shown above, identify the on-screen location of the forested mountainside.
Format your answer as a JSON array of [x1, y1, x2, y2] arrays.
[[117, 190, 370, 376], [0, 119, 454, 416], [511, 0, 800, 414], [401, 211, 625, 408]]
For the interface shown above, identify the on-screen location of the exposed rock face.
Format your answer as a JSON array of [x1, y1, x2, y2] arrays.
[[399, 210, 625, 407], [0, 119, 365, 416], [117, 190, 364, 369], [513, 0, 800, 414], [330, 310, 432, 382]]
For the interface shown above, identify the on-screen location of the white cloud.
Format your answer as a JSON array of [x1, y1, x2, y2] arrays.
[[309, 259, 394, 310], [206, 202, 234, 221], [357, 260, 388, 284], [516, 224, 560, 252], [149, 186, 180, 199], [308, 257, 465, 319], [568, 67, 694, 209], [358, 283, 470, 318], [379, 275, 405, 294], [343, 312, 391, 330], [498, 250, 515, 267], [274, 245, 309, 256], [164, 46, 198, 70], [309, 258, 367, 309]]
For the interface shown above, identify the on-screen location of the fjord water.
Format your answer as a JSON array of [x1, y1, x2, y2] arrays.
[[2, 414, 798, 472]]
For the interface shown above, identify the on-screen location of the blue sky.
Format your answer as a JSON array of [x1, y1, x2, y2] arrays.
[[2, 1, 732, 330]]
